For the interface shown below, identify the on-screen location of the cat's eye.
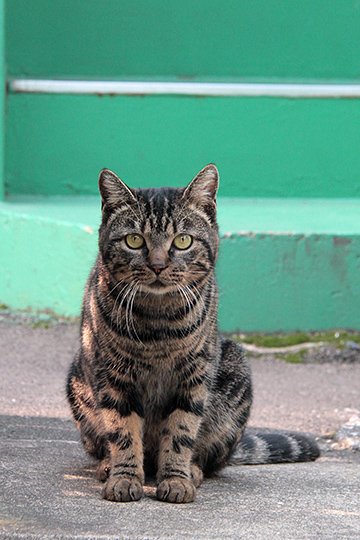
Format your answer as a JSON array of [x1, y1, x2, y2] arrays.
[[173, 234, 193, 250], [125, 234, 145, 249]]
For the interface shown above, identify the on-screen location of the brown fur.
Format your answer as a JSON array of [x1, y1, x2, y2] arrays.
[[67, 165, 319, 504]]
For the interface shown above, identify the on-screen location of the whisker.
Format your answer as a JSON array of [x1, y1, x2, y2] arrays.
[[104, 280, 122, 300], [184, 284, 206, 312], [129, 283, 144, 346], [177, 284, 194, 319], [176, 285, 188, 314], [116, 283, 133, 331], [111, 283, 129, 323]]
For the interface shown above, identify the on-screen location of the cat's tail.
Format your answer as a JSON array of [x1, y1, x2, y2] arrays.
[[230, 429, 320, 465]]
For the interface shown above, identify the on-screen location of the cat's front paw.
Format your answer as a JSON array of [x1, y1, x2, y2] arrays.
[[156, 477, 196, 503], [102, 476, 143, 502]]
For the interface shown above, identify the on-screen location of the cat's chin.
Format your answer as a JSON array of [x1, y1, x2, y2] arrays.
[[141, 280, 177, 295]]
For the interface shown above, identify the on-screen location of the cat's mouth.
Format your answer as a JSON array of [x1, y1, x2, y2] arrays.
[[141, 276, 177, 294]]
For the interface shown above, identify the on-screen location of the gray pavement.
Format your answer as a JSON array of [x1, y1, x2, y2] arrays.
[[1, 319, 360, 539]]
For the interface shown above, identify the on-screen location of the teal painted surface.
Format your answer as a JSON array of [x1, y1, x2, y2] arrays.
[[0, 202, 98, 315], [6, 0, 360, 82], [3, 196, 101, 228], [7, 196, 360, 235], [4, 0, 360, 332], [217, 233, 360, 332], [6, 94, 360, 198], [0, 0, 4, 200], [1, 197, 360, 331], [217, 198, 360, 236]]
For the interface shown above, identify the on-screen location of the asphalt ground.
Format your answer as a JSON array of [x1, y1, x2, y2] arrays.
[[1, 319, 359, 539]]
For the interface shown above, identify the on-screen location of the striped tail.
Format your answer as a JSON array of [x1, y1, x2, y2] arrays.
[[230, 429, 320, 465]]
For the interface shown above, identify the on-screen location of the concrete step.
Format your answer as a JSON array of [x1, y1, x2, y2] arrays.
[[7, 93, 360, 199], [1, 196, 359, 331]]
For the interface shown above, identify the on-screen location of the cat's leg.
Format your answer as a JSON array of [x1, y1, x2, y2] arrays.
[[67, 360, 109, 462], [68, 358, 144, 501], [195, 339, 252, 475], [156, 385, 208, 503], [98, 388, 145, 503]]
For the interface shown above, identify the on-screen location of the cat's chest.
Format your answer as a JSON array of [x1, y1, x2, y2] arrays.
[[137, 360, 178, 412]]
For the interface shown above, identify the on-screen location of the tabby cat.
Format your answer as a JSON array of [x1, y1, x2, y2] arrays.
[[67, 164, 319, 503]]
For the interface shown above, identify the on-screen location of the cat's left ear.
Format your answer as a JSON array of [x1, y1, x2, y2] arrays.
[[182, 164, 219, 207]]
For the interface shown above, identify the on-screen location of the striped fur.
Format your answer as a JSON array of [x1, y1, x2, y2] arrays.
[[66, 164, 319, 504]]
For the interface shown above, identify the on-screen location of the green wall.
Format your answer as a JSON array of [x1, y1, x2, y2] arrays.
[[2, 0, 360, 331], [6, 0, 360, 82], [6, 94, 360, 198], [5, 1, 360, 198], [0, 0, 4, 200], [2, 196, 360, 331], [218, 233, 360, 332]]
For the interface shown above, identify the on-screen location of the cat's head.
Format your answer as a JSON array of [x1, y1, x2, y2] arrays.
[[98, 165, 219, 294]]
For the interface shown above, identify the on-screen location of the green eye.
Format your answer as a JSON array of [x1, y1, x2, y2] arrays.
[[173, 234, 193, 250], [125, 234, 145, 249]]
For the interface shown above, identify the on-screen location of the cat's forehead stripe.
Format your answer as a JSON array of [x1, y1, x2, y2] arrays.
[[140, 189, 179, 233], [161, 197, 170, 228]]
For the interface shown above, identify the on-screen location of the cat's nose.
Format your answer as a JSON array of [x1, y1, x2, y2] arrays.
[[148, 263, 168, 275], [148, 248, 169, 275]]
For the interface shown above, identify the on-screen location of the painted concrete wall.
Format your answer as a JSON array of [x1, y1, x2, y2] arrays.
[[1, 197, 359, 331], [2, 1, 360, 330], [5, 1, 360, 198], [0, 0, 4, 200], [5, 94, 360, 197], [6, 0, 360, 81]]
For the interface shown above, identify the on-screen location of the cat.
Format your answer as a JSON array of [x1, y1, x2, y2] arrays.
[[66, 164, 320, 503]]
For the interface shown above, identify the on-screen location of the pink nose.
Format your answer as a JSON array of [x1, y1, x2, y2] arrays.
[[149, 263, 167, 275], [148, 248, 168, 275]]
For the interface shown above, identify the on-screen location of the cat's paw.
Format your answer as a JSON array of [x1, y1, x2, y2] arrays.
[[102, 477, 143, 502], [156, 477, 196, 503]]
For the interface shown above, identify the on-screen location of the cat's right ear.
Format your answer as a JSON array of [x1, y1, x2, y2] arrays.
[[98, 169, 137, 211]]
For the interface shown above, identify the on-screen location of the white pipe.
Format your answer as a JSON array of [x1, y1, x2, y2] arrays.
[[9, 79, 360, 98]]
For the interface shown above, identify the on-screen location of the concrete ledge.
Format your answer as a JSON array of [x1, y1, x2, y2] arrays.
[[0, 197, 99, 317], [1, 196, 360, 331]]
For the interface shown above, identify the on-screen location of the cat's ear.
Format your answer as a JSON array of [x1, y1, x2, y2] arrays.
[[183, 164, 219, 207], [98, 169, 136, 209]]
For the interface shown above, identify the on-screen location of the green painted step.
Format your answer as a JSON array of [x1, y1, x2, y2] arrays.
[[6, 94, 360, 199], [1, 196, 359, 331]]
